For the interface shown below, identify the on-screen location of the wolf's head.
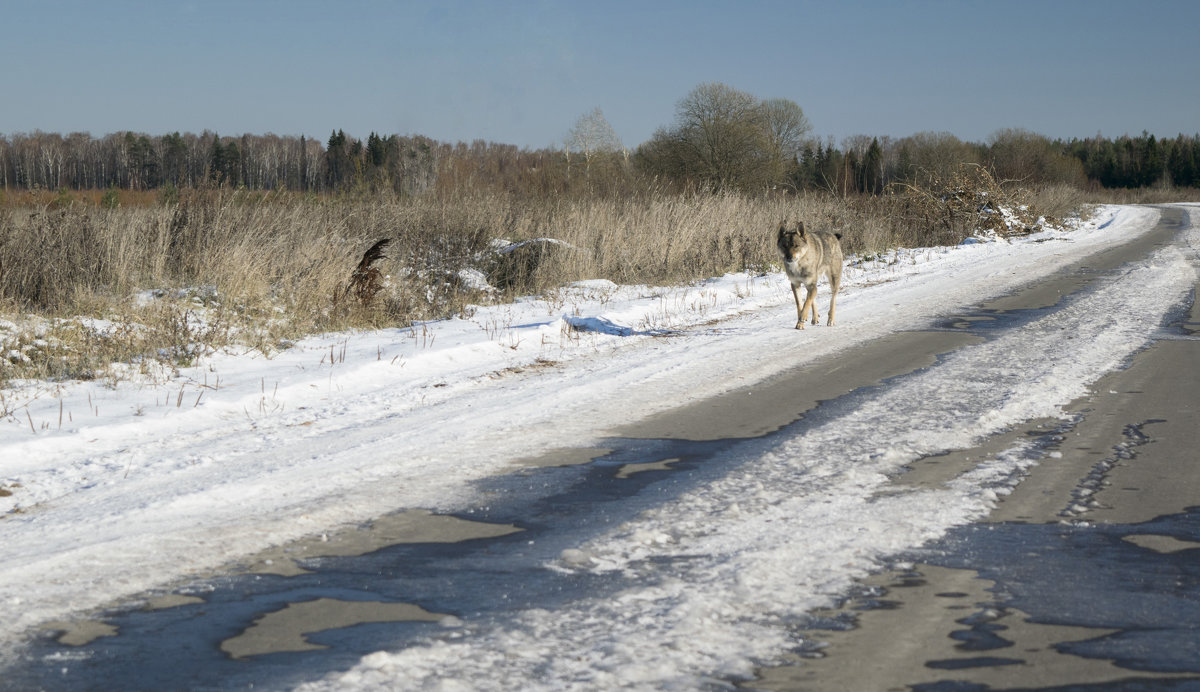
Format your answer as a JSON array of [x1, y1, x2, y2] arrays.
[[776, 220, 808, 261]]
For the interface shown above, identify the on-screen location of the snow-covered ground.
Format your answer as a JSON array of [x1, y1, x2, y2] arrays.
[[2, 204, 1197, 689]]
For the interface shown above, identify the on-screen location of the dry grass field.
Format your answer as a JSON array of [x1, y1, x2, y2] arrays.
[[0, 174, 1088, 388]]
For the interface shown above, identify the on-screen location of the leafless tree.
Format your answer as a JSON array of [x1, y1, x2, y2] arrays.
[[566, 107, 623, 165], [761, 97, 811, 166], [896, 131, 979, 185], [637, 83, 811, 192]]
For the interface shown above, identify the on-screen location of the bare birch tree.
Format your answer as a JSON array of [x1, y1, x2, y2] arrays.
[[566, 107, 624, 171]]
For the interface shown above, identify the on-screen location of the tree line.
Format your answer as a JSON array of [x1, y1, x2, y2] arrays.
[[752, 128, 1198, 196], [0, 129, 444, 196], [2, 83, 1197, 199]]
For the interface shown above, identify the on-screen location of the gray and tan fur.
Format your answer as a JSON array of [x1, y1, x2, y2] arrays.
[[776, 220, 844, 329]]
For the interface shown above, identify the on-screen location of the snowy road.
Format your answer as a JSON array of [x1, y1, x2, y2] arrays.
[[1, 204, 1197, 690]]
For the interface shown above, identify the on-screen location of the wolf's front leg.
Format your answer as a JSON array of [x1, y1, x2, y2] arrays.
[[792, 285, 806, 329]]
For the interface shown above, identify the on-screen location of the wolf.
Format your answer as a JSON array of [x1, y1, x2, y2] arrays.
[[776, 220, 844, 329]]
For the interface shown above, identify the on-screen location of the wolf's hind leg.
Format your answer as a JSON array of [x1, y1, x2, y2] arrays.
[[801, 284, 819, 326]]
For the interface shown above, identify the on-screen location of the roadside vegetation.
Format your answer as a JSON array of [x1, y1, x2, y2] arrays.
[[2, 82, 1198, 390]]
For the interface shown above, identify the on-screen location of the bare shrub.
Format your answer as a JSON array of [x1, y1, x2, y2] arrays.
[[339, 238, 392, 307]]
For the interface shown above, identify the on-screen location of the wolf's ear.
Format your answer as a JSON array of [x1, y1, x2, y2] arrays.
[[796, 220, 806, 235]]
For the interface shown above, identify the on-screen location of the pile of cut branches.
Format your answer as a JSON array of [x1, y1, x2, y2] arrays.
[[885, 165, 1060, 244]]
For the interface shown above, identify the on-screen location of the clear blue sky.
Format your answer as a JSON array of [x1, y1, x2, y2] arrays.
[[3, 0, 1197, 149]]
